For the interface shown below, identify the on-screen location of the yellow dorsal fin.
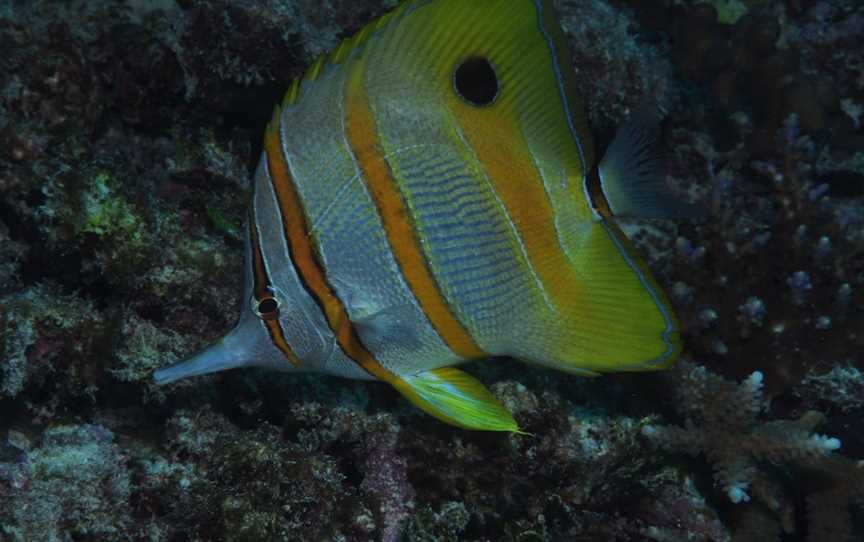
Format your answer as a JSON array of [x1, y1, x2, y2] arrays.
[[282, 79, 301, 106], [281, 1, 415, 106], [305, 55, 327, 82]]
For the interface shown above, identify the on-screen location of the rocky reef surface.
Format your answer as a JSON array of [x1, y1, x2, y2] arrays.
[[1, 0, 862, 540]]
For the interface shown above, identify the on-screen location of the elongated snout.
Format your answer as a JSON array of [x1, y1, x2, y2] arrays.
[[153, 324, 250, 385], [153, 340, 233, 384]]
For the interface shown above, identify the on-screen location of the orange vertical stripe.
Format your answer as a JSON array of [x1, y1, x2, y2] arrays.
[[262, 106, 394, 382], [585, 166, 613, 219], [343, 61, 486, 361], [248, 208, 302, 368], [451, 103, 586, 315]]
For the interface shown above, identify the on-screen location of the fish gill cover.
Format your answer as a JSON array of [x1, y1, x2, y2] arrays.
[[0, 0, 862, 540]]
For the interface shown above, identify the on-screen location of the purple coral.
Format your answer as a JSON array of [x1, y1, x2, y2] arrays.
[[359, 429, 416, 542]]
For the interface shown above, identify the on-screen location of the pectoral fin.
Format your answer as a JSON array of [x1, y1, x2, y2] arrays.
[[392, 367, 523, 433]]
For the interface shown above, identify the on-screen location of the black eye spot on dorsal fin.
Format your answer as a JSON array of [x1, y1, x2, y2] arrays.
[[453, 57, 499, 107]]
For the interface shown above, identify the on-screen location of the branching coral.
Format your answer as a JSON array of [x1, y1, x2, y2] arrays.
[[794, 363, 864, 413], [653, 106, 864, 401], [643, 361, 864, 541]]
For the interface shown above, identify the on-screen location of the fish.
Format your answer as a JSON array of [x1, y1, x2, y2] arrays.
[[153, 0, 687, 432]]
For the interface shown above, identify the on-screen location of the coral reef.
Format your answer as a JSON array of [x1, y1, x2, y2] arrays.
[[0, 425, 132, 541], [794, 363, 864, 413], [0, 0, 861, 540], [0, 284, 107, 403], [643, 361, 863, 540]]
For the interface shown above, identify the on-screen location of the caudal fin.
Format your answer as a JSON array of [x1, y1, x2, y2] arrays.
[[597, 105, 697, 219]]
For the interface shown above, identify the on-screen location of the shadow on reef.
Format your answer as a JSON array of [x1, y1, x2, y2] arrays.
[[1, 0, 863, 540]]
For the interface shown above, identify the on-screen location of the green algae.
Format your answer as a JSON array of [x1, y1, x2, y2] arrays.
[[79, 172, 144, 240], [713, 0, 749, 24], [206, 205, 241, 239]]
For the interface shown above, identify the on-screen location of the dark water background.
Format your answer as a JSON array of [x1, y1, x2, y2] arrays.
[[0, 0, 862, 540]]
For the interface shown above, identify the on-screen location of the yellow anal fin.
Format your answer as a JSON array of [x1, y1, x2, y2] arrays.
[[392, 368, 523, 433]]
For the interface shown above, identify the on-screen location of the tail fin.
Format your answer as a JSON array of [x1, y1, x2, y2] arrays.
[[595, 105, 697, 219]]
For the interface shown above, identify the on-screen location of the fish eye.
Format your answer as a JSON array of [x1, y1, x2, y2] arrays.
[[453, 57, 498, 107], [253, 295, 280, 318]]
